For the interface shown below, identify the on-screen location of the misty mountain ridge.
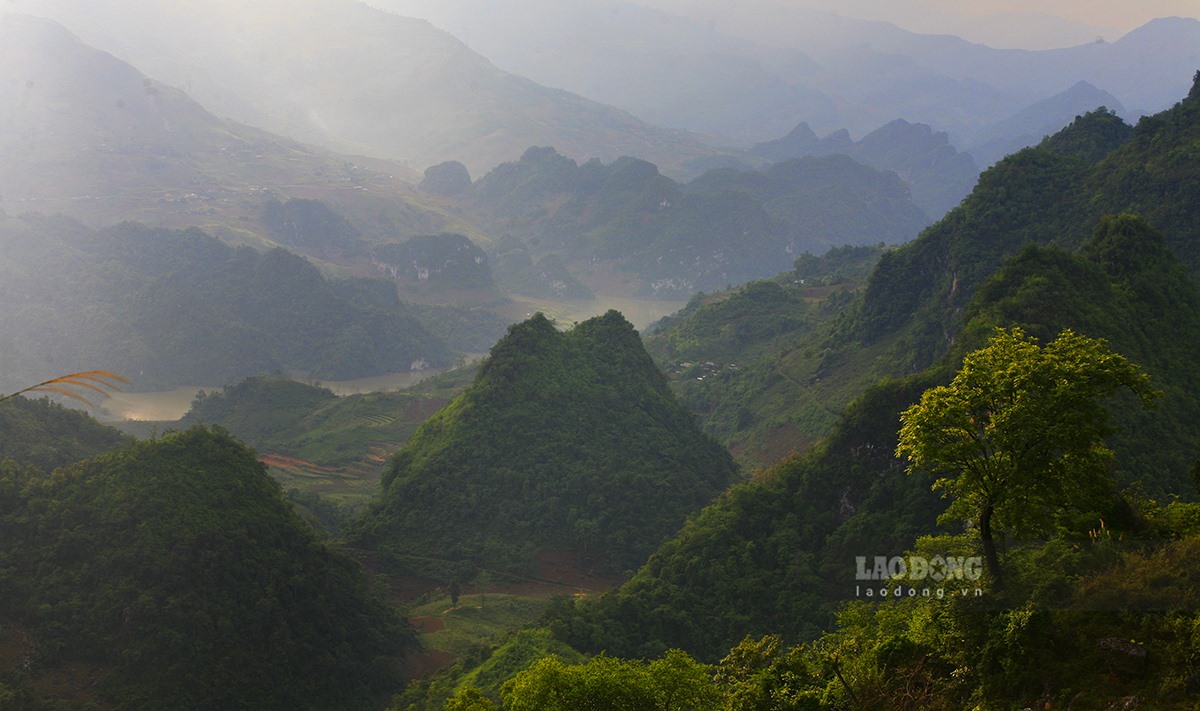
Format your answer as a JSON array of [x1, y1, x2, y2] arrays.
[[9, 0, 733, 180], [750, 118, 980, 218], [0, 217, 455, 392], [448, 146, 929, 296], [0, 12, 461, 254], [966, 80, 1129, 167], [379, 0, 1198, 158]]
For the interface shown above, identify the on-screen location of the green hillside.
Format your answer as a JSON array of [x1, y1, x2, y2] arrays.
[[347, 311, 737, 574], [860, 81, 1200, 364], [641, 78, 1200, 472], [0, 396, 133, 471], [543, 82, 1200, 663], [644, 244, 884, 465], [0, 427, 416, 709]]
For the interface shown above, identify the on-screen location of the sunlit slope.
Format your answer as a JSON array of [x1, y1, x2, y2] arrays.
[[10, 0, 730, 178], [0, 13, 456, 242]]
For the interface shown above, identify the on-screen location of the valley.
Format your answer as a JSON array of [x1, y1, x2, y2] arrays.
[[1, 1, 1199, 708]]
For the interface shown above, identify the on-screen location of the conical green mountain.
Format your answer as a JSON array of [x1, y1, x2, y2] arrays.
[[348, 311, 737, 573], [0, 426, 416, 709]]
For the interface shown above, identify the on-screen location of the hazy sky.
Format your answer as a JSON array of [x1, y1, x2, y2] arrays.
[[637, 0, 1200, 48]]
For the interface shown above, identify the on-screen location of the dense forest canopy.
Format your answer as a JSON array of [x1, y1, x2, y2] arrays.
[[0, 426, 415, 709]]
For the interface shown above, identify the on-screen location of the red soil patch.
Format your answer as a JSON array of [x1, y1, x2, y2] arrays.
[[408, 616, 446, 634]]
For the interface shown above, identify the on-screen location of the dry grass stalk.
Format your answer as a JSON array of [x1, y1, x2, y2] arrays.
[[0, 371, 131, 408]]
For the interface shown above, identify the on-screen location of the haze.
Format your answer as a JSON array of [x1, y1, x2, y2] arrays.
[[628, 0, 1200, 48]]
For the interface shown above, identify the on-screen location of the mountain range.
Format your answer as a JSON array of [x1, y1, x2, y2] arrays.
[[376, 0, 1200, 151], [446, 147, 930, 296], [5, 0, 729, 180]]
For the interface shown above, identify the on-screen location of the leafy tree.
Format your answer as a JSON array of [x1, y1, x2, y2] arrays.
[[896, 327, 1158, 587], [443, 688, 495, 711], [499, 650, 718, 711]]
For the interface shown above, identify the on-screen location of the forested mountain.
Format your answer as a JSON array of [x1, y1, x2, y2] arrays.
[[544, 80, 1200, 664], [0, 427, 416, 709], [644, 79, 1200, 471], [0, 396, 133, 471], [347, 311, 737, 574], [859, 84, 1200, 362], [750, 119, 980, 218], [372, 233, 500, 300], [0, 216, 453, 392], [452, 148, 928, 296]]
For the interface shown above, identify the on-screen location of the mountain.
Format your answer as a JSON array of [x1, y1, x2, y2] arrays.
[[455, 148, 929, 297], [967, 80, 1128, 166], [750, 119, 980, 218], [0, 396, 134, 471], [0, 426, 417, 708], [346, 311, 737, 574], [542, 81, 1200, 662], [371, 0, 829, 145], [0, 13, 463, 252], [378, 1, 1199, 162], [9, 0, 731, 179], [0, 216, 454, 392], [859, 84, 1200, 357], [653, 81, 1200, 472], [179, 372, 468, 470], [372, 233, 501, 301]]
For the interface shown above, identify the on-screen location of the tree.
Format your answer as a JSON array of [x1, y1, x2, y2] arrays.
[[896, 327, 1157, 588], [443, 687, 495, 711], [499, 651, 718, 711]]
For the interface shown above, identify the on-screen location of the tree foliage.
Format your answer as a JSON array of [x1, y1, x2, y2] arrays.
[[0, 427, 415, 709], [897, 327, 1158, 585], [499, 650, 718, 711]]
